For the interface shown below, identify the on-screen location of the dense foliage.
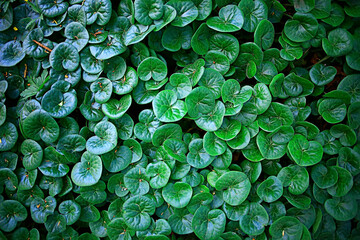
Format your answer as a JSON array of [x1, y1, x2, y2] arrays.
[[0, 0, 360, 239]]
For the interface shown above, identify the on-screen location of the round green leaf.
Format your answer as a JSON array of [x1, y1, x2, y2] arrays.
[[287, 134, 323, 166], [311, 164, 338, 189], [65, 22, 89, 51], [239, 202, 269, 236], [146, 161, 171, 189], [84, 0, 112, 25], [284, 13, 318, 42], [327, 166, 353, 197], [138, 57, 167, 81], [254, 19, 275, 50], [0, 41, 26, 67], [257, 176, 283, 203], [239, 0, 268, 33], [167, 0, 198, 27], [102, 94, 132, 119], [337, 74, 360, 104], [134, 0, 164, 25], [277, 165, 309, 195], [192, 207, 226, 240], [325, 196, 358, 221], [86, 121, 118, 155], [50, 43, 80, 72], [22, 110, 59, 144], [123, 195, 156, 231], [206, 5, 244, 32], [59, 200, 81, 225], [162, 182, 192, 208], [203, 132, 227, 156], [322, 28, 353, 57], [215, 171, 251, 206], [187, 138, 214, 169], [309, 63, 337, 86], [269, 216, 303, 240], [0, 122, 18, 151], [38, 0, 68, 17], [124, 166, 150, 195], [71, 151, 102, 187], [153, 90, 187, 122], [185, 87, 216, 119], [0, 200, 27, 232]]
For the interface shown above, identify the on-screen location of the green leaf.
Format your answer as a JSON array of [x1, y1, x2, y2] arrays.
[[192, 206, 226, 240], [161, 25, 193, 52], [287, 134, 323, 166], [203, 132, 227, 156], [215, 171, 251, 206], [153, 90, 187, 122], [49, 43, 80, 72], [284, 13, 318, 42], [0, 200, 27, 232], [59, 200, 81, 225], [238, 0, 268, 33], [309, 64, 336, 86], [123, 195, 156, 230], [102, 145, 132, 172], [269, 216, 303, 240], [257, 176, 283, 203], [86, 121, 118, 155], [209, 33, 240, 64], [195, 101, 225, 132], [277, 165, 309, 195], [124, 166, 149, 195], [41, 89, 77, 118], [162, 182, 192, 208], [65, 22, 89, 51], [84, 0, 112, 25], [0, 6, 12, 31], [325, 195, 358, 221], [0, 41, 26, 67], [337, 74, 360, 104], [38, 0, 68, 17], [138, 57, 167, 81], [152, 123, 182, 147], [239, 202, 269, 236], [38, 146, 69, 178], [187, 138, 214, 168], [168, 208, 193, 234], [146, 161, 171, 189], [311, 164, 338, 189], [22, 110, 59, 144], [167, 0, 198, 27], [102, 94, 132, 119], [134, 0, 164, 25], [71, 151, 102, 187], [327, 166, 353, 197], [206, 5, 244, 32], [0, 122, 18, 151], [322, 28, 353, 57]]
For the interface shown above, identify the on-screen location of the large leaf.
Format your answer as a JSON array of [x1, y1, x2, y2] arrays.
[[192, 206, 226, 240], [71, 151, 102, 187], [162, 182, 192, 208], [86, 121, 118, 155], [215, 171, 251, 206]]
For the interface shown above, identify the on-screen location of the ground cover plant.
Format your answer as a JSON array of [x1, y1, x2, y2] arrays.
[[0, 0, 360, 239]]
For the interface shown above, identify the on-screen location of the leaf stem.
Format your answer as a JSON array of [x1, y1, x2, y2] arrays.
[[32, 40, 52, 53], [307, 56, 331, 69], [283, 13, 293, 19]]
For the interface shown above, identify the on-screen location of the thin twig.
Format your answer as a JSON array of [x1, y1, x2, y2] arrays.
[[24, 64, 28, 78], [32, 40, 52, 52], [307, 56, 331, 69]]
